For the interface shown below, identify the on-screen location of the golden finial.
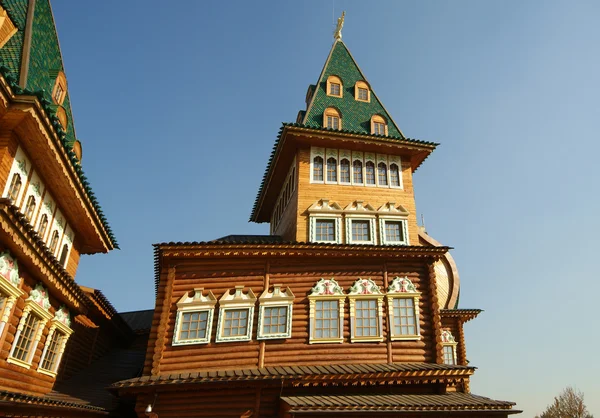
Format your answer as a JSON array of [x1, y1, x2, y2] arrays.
[[334, 11, 345, 41]]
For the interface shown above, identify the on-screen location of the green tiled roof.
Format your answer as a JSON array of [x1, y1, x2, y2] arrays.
[[303, 40, 404, 138], [0, 0, 117, 249]]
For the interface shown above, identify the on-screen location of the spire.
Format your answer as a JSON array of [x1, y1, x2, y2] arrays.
[[333, 11, 345, 41]]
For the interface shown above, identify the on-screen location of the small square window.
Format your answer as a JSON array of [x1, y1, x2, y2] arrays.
[[315, 219, 335, 242], [262, 306, 287, 335], [222, 308, 249, 337], [179, 311, 209, 340], [381, 219, 408, 245], [216, 287, 256, 343], [330, 83, 341, 96], [351, 220, 371, 242]]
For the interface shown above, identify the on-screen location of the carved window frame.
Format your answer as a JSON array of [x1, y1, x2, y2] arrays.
[[173, 288, 216, 346], [308, 199, 343, 244], [348, 278, 384, 343], [0, 252, 24, 339], [386, 277, 421, 341], [441, 329, 458, 365], [388, 155, 403, 189], [378, 202, 410, 246], [308, 278, 345, 344], [323, 107, 342, 130], [326, 75, 343, 98], [37, 307, 73, 377], [257, 285, 294, 340], [364, 153, 376, 187], [310, 147, 325, 184], [215, 286, 256, 343], [354, 80, 370, 102]]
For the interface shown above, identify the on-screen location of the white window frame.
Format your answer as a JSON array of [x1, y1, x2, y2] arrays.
[[388, 155, 403, 189], [345, 216, 377, 245], [338, 149, 351, 185], [257, 285, 294, 340], [386, 277, 421, 341], [351, 151, 364, 185], [348, 278, 384, 343], [325, 149, 339, 184], [3, 147, 30, 205], [310, 147, 325, 184], [376, 154, 389, 187], [308, 199, 343, 244], [441, 330, 458, 365], [308, 278, 345, 344], [37, 307, 73, 377], [216, 286, 256, 343], [364, 153, 376, 187], [173, 288, 216, 346]]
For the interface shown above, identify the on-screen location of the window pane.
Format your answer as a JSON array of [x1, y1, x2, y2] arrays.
[[13, 315, 40, 362], [222, 309, 249, 337], [330, 83, 341, 96], [351, 220, 370, 242], [180, 311, 208, 340], [358, 88, 368, 100], [392, 298, 416, 335], [313, 156, 323, 181], [262, 306, 288, 335], [41, 331, 63, 371], [326, 115, 340, 130], [390, 163, 400, 186], [353, 160, 363, 184], [365, 162, 375, 185], [378, 162, 388, 185], [385, 221, 404, 243], [327, 158, 337, 182], [315, 219, 335, 241], [340, 159, 350, 183], [443, 345, 456, 365], [354, 299, 379, 337], [314, 300, 339, 338]]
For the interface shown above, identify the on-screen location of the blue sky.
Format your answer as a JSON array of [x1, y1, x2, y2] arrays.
[[51, 1, 599, 416]]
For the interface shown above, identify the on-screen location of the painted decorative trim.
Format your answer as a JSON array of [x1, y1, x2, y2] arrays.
[[310, 278, 344, 296], [0, 251, 22, 288], [215, 286, 256, 343], [310, 147, 325, 184], [386, 277, 421, 341], [308, 278, 345, 344], [257, 284, 294, 340], [348, 278, 384, 343], [345, 216, 377, 246], [172, 288, 216, 346], [27, 283, 51, 311], [441, 329, 458, 365]]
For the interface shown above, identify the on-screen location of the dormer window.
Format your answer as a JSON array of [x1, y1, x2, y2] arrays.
[[371, 115, 388, 136], [326, 75, 343, 98], [173, 288, 217, 346], [323, 107, 342, 130], [51, 71, 67, 105], [355, 81, 370, 102]]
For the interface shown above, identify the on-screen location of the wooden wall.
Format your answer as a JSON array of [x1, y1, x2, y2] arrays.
[[294, 146, 420, 244], [147, 255, 437, 376]]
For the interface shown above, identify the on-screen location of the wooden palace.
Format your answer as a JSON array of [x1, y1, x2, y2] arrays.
[[111, 14, 521, 418]]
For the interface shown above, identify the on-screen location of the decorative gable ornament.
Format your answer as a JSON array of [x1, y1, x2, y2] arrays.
[[28, 283, 51, 311], [441, 330, 456, 343], [54, 305, 71, 327], [343, 200, 376, 213], [177, 288, 217, 307], [388, 276, 418, 294], [348, 278, 382, 295], [377, 202, 409, 215], [0, 251, 20, 287], [308, 199, 343, 214], [309, 278, 344, 296]]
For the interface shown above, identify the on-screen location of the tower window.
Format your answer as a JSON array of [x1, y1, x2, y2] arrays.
[[390, 163, 400, 187], [326, 75, 343, 98], [313, 156, 324, 182], [441, 330, 458, 365], [323, 107, 342, 130], [374, 122, 385, 135], [355, 81, 371, 102], [24, 196, 36, 223], [340, 159, 350, 183], [371, 115, 388, 136], [38, 214, 48, 239], [351, 220, 371, 242], [327, 115, 339, 129], [326, 157, 337, 182], [353, 160, 363, 184], [315, 219, 335, 242], [59, 244, 69, 267], [8, 174, 22, 202], [365, 161, 375, 185], [49, 231, 60, 254], [377, 162, 388, 186]]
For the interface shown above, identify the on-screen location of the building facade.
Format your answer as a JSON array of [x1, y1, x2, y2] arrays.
[[113, 18, 520, 418]]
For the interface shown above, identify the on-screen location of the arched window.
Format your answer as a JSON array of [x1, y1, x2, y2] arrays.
[[326, 157, 337, 182], [49, 231, 60, 254], [353, 160, 363, 184], [24, 196, 36, 223], [355, 80, 370, 102], [323, 107, 341, 130], [390, 163, 400, 187], [326, 75, 343, 98], [59, 244, 69, 267], [38, 214, 48, 239], [378, 162, 388, 186], [313, 156, 323, 182], [8, 174, 21, 201], [371, 115, 388, 136], [365, 161, 375, 185], [340, 159, 350, 183]]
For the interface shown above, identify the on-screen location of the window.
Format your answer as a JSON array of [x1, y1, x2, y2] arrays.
[[441, 330, 458, 365], [49, 230, 60, 253], [8, 285, 53, 369], [216, 286, 256, 343], [326, 157, 337, 182], [54, 85, 64, 103], [24, 195, 36, 223], [38, 214, 49, 239], [377, 162, 388, 186], [340, 159, 350, 183], [37, 306, 73, 377], [387, 277, 421, 341], [173, 288, 216, 346], [258, 285, 294, 339], [313, 156, 324, 182], [348, 278, 383, 342], [326, 75, 343, 98], [8, 174, 21, 202], [381, 219, 408, 245], [352, 160, 363, 184], [315, 219, 335, 242], [371, 115, 388, 136], [390, 163, 400, 187], [354, 81, 370, 102], [59, 244, 69, 267], [0, 251, 24, 338], [308, 278, 345, 344], [323, 107, 342, 130], [365, 161, 375, 185], [351, 220, 371, 242], [40, 330, 62, 371], [51, 71, 67, 105]]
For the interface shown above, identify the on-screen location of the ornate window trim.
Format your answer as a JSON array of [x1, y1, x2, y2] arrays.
[[378, 202, 410, 246], [308, 278, 345, 344], [348, 278, 384, 343], [257, 285, 294, 340], [173, 288, 216, 346], [51, 71, 67, 105], [326, 75, 343, 98], [0, 252, 24, 338], [344, 201, 377, 245], [351, 151, 364, 185], [308, 200, 343, 244], [310, 147, 325, 184], [386, 277, 421, 341], [8, 284, 52, 369], [38, 306, 73, 377], [354, 80, 370, 102], [441, 329, 458, 365], [215, 286, 256, 343], [364, 153, 376, 187]]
